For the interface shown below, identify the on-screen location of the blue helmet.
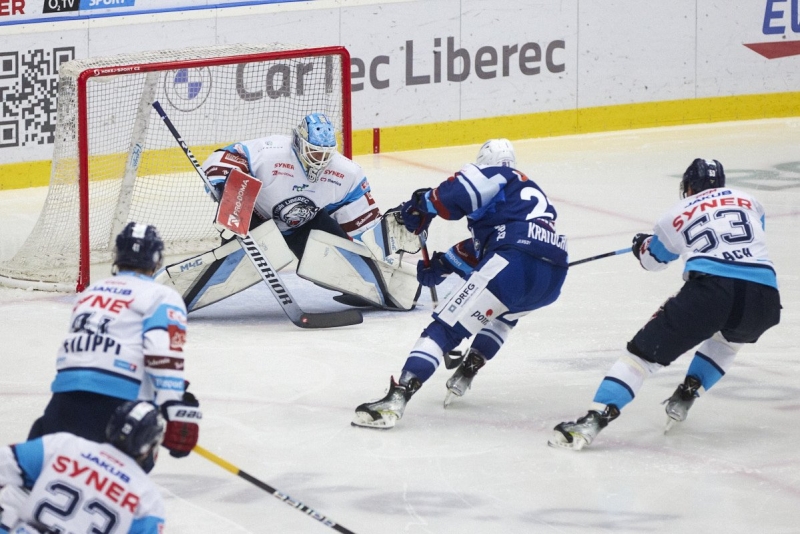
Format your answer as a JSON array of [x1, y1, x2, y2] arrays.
[[106, 401, 166, 473], [292, 113, 337, 183], [113, 222, 164, 273], [680, 158, 725, 198]]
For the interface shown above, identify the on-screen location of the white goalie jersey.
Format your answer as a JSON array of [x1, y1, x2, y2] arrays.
[[202, 135, 381, 238], [639, 187, 777, 289], [0, 433, 165, 533]]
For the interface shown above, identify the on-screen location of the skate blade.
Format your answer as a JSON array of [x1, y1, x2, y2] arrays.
[[547, 431, 587, 451], [664, 416, 679, 433], [351, 411, 397, 429], [443, 387, 465, 408]]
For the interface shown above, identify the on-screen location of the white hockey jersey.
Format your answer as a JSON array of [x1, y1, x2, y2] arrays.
[[52, 272, 188, 406], [202, 135, 381, 237], [0, 433, 165, 533], [639, 187, 777, 288]]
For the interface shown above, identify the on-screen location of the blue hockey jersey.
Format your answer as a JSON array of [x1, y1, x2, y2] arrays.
[[423, 164, 568, 268]]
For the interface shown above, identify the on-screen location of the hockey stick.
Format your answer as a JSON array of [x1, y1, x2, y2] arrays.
[[193, 445, 357, 534], [152, 101, 362, 329], [568, 247, 631, 267], [418, 232, 439, 308]]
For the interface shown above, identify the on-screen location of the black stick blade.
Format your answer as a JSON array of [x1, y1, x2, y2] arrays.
[[297, 310, 363, 329]]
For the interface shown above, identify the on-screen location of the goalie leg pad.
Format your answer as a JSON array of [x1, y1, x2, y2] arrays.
[[155, 219, 295, 312], [297, 230, 420, 311]]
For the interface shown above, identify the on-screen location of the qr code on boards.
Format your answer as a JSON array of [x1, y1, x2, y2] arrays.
[[0, 47, 75, 149]]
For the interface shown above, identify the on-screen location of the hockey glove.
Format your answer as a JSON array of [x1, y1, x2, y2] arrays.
[[631, 233, 653, 260], [417, 251, 455, 287], [161, 389, 201, 458], [398, 188, 436, 235]]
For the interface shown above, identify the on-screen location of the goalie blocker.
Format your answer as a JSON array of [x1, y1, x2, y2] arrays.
[[157, 215, 421, 312]]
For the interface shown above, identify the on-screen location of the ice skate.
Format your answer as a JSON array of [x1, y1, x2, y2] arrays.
[[663, 375, 702, 432], [548, 405, 620, 451], [444, 350, 486, 408], [352, 376, 421, 429]]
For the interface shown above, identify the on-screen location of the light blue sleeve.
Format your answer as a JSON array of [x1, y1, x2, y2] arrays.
[[129, 515, 165, 534], [10, 438, 44, 489]]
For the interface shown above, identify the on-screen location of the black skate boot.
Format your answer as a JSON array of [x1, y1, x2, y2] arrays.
[[663, 375, 702, 432], [444, 349, 486, 408], [548, 405, 621, 451], [352, 375, 421, 429]]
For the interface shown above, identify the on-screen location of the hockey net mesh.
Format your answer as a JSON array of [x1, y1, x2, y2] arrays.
[[0, 44, 347, 291]]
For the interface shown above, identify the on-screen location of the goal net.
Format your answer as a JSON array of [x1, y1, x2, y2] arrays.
[[0, 44, 351, 291]]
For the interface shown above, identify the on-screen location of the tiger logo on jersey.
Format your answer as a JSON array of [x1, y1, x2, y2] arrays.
[[273, 196, 319, 229]]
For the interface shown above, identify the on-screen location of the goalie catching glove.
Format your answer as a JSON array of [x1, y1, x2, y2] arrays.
[[160, 388, 201, 458], [398, 188, 436, 235]]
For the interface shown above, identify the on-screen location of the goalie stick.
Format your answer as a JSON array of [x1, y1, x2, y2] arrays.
[[193, 445, 358, 534], [152, 101, 362, 329]]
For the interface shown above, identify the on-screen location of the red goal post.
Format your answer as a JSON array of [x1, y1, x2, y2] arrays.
[[0, 44, 352, 292]]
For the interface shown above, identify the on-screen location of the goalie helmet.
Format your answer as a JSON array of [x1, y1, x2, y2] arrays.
[[106, 401, 166, 474], [680, 158, 725, 198], [113, 222, 164, 274], [292, 113, 337, 183], [476, 138, 516, 168]]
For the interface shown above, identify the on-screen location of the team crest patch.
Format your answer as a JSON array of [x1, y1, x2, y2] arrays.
[[273, 196, 319, 229], [167, 324, 186, 351]]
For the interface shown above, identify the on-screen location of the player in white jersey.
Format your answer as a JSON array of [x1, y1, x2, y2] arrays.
[[0, 402, 166, 534], [28, 223, 201, 460], [198, 112, 421, 309], [549, 159, 781, 450]]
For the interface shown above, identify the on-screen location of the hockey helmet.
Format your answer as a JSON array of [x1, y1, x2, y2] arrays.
[[113, 222, 164, 273], [476, 138, 516, 168], [292, 113, 337, 183], [106, 401, 166, 473], [680, 158, 725, 198]]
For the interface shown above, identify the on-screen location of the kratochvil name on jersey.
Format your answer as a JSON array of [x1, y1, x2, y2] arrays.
[[53, 455, 140, 512], [672, 195, 754, 231], [527, 222, 567, 251], [63, 333, 121, 355]]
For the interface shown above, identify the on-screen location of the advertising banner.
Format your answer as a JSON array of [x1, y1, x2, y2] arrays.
[[1, 0, 799, 170]]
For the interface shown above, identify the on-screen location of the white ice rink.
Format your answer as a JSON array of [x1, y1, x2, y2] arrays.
[[1, 119, 799, 533]]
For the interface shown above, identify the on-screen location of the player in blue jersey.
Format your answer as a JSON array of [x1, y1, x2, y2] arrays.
[[0, 402, 167, 534], [352, 139, 569, 429], [28, 223, 201, 459], [549, 158, 782, 450]]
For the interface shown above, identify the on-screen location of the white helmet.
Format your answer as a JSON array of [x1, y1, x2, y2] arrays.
[[476, 138, 516, 168]]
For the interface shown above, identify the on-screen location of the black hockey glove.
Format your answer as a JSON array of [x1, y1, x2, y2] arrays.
[[631, 233, 653, 260], [417, 251, 455, 287], [161, 388, 201, 458], [398, 188, 436, 235]]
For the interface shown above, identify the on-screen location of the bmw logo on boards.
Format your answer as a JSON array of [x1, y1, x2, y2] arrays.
[[164, 67, 212, 112]]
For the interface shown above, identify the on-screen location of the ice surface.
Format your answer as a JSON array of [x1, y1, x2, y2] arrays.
[[1, 119, 799, 533]]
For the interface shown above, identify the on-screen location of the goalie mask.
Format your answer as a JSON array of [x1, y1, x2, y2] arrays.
[[113, 222, 164, 274], [106, 401, 166, 474], [680, 158, 725, 198], [292, 113, 337, 183], [476, 138, 516, 168]]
